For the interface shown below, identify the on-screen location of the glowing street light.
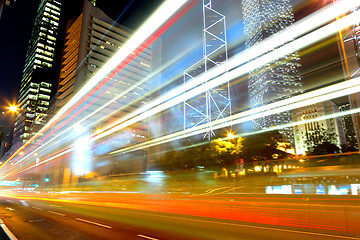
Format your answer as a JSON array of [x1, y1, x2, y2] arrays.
[[7, 105, 18, 113], [227, 132, 235, 139], [95, 128, 102, 135]]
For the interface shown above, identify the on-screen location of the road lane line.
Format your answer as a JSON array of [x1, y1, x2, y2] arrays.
[[32, 207, 42, 210], [5, 207, 14, 211], [48, 210, 66, 217], [0, 218, 18, 240], [137, 234, 159, 240], [50, 204, 62, 208], [75, 218, 112, 229]]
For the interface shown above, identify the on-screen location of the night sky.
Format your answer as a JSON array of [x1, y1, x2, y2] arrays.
[[0, 0, 161, 135]]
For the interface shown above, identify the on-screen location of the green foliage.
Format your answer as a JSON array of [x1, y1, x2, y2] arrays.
[[206, 137, 243, 166], [154, 130, 288, 171], [241, 130, 285, 161]]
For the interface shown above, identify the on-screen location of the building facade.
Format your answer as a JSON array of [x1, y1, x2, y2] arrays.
[[56, 0, 143, 108], [242, 0, 303, 145], [13, 0, 62, 145], [52, 0, 152, 182], [293, 101, 346, 155], [336, 2, 360, 149], [339, 103, 358, 150]]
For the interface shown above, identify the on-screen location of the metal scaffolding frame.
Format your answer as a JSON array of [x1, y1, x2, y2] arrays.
[[183, 0, 231, 139]]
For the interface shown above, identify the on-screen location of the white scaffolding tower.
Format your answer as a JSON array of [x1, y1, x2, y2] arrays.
[[183, 0, 231, 139]]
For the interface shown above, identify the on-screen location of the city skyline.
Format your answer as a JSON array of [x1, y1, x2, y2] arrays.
[[0, 1, 359, 238], [0, 0, 349, 157]]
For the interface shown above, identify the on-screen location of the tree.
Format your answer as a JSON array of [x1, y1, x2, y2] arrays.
[[206, 137, 243, 167], [305, 128, 340, 155], [241, 130, 285, 162]]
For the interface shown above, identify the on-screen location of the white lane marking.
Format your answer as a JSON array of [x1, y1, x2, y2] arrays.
[[5, 207, 14, 211], [0, 223, 19, 240], [50, 204, 62, 208], [137, 234, 159, 240], [32, 207, 42, 210], [76, 218, 112, 229], [119, 209, 360, 240], [48, 211, 66, 217]]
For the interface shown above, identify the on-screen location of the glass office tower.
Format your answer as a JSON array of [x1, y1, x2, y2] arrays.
[[13, 0, 62, 146], [242, 0, 303, 145]]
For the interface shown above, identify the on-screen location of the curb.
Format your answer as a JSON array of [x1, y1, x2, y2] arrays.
[[0, 219, 18, 240]]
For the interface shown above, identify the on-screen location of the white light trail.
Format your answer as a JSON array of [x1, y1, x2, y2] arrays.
[[109, 77, 360, 155], [0, 0, 189, 169], [2, 1, 360, 177], [33, 0, 356, 154], [22, 0, 360, 153], [94, 8, 360, 143], [51, 0, 188, 124]]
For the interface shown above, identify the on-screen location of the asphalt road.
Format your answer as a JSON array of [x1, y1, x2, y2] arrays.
[[0, 192, 359, 240]]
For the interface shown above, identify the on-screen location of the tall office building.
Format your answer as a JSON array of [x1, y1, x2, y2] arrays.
[[53, 0, 152, 180], [336, 2, 360, 149], [293, 101, 346, 155], [56, 0, 137, 108], [242, 0, 302, 145], [13, 0, 62, 146]]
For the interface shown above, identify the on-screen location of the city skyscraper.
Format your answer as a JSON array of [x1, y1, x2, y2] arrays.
[[242, 0, 303, 145], [336, 1, 360, 149], [13, 0, 62, 146], [52, 0, 152, 184], [56, 0, 135, 109]]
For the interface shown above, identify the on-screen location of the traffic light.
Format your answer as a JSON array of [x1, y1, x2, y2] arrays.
[[44, 174, 50, 182]]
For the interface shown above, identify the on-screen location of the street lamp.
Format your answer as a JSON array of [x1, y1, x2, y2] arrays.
[[227, 131, 235, 139], [7, 105, 18, 113], [95, 127, 102, 135]]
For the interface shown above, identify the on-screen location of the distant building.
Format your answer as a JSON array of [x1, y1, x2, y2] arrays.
[[339, 103, 358, 150], [293, 101, 346, 155], [13, 0, 62, 146], [242, 0, 303, 145]]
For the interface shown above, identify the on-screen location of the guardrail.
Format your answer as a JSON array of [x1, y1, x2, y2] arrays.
[[0, 219, 18, 240]]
